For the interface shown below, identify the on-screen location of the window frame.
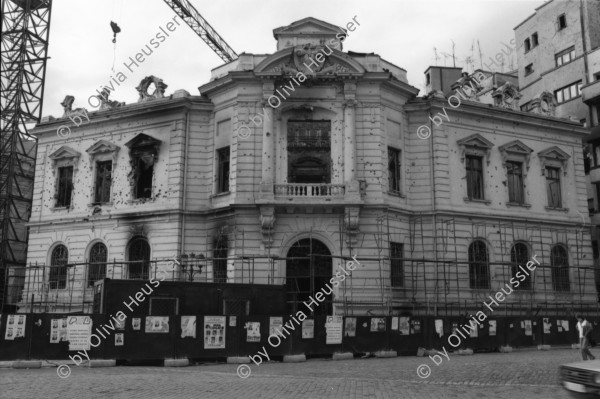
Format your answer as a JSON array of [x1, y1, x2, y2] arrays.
[[507, 161, 525, 204], [468, 240, 490, 290], [49, 244, 68, 290], [554, 81, 582, 104], [545, 166, 562, 208], [216, 146, 231, 194], [524, 64, 534, 76], [390, 242, 404, 287], [86, 140, 120, 206], [555, 46, 575, 67], [88, 242, 108, 287], [511, 242, 531, 290], [56, 166, 74, 208], [524, 38, 531, 52], [49, 146, 81, 210], [466, 155, 484, 200], [388, 147, 402, 194], [127, 237, 151, 280], [557, 14, 567, 31], [550, 245, 570, 292]]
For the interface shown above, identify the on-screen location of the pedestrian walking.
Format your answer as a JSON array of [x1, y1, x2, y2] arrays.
[[575, 314, 596, 361]]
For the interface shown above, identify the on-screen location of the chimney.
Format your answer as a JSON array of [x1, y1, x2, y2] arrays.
[[424, 66, 463, 96]]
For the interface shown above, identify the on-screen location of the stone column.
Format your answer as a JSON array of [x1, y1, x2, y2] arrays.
[[343, 82, 357, 184], [260, 82, 275, 200]]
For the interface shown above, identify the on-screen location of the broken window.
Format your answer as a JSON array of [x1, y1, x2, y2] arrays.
[[88, 242, 107, 287], [128, 237, 150, 280], [507, 161, 524, 204], [557, 14, 567, 30], [511, 243, 531, 289], [390, 242, 404, 287], [466, 155, 484, 200], [469, 241, 490, 289], [94, 160, 112, 204], [217, 147, 230, 193], [524, 64, 534, 76], [56, 166, 73, 207], [388, 147, 401, 193], [546, 167, 562, 208], [132, 153, 155, 199], [49, 245, 68, 289], [287, 120, 331, 183]]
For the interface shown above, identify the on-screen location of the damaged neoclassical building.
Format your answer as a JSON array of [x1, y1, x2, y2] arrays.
[[18, 17, 597, 317]]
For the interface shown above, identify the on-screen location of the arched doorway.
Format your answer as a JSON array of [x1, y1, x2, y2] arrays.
[[286, 238, 332, 315]]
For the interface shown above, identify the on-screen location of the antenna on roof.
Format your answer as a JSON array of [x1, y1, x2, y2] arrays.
[[477, 40, 484, 70]]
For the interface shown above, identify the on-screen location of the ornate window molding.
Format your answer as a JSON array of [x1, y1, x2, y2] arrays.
[[498, 140, 534, 173], [538, 146, 570, 176], [457, 134, 494, 165], [49, 146, 81, 210], [124, 134, 161, 201], [86, 140, 120, 206]]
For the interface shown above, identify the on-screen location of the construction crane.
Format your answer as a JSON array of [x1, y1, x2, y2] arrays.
[[162, 0, 238, 63], [0, 0, 52, 312]]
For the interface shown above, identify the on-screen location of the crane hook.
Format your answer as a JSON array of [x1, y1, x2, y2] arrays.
[[110, 21, 121, 44]]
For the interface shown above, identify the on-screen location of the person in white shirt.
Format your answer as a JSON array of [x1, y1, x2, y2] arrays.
[[576, 314, 596, 361]]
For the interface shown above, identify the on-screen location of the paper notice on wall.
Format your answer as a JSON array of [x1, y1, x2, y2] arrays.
[[67, 316, 92, 351], [543, 318, 551, 334], [204, 316, 226, 349], [50, 319, 61, 343], [247, 322, 261, 342], [302, 319, 314, 339], [115, 333, 124, 346], [344, 317, 356, 337], [325, 316, 343, 345], [524, 320, 532, 336], [562, 320, 570, 332], [370, 318, 386, 332], [229, 316, 236, 327], [399, 317, 410, 335], [269, 317, 283, 336], [5, 315, 26, 341], [145, 316, 169, 333], [435, 319, 444, 337], [411, 319, 421, 334], [132, 318, 141, 331], [469, 321, 478, 337], [391, 317, 399, 331], [489, 320, 496, 336], [115, 317, 126, 331], [181, 316, 196, 338], [557, 320, 563, 332]]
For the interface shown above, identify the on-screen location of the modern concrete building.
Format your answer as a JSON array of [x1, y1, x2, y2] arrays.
[[18, 17, 597, 316]]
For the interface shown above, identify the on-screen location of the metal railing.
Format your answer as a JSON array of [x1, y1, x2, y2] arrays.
[[274, 183, 345, 197]]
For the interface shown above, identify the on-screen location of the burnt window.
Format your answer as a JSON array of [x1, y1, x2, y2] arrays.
[[217, 147, 230, 193], [511, 243, 531, 289], [49, 245, 68, 289], [466, 155, 484, 200], [551, 245, 570, 291], [388, 147, 401, 193], [213, 236, 228, 283], [390, 242, 404, 287], [132, 154, 154, 199], [507, 161, 524, 204], [94, 160, 112, 204], [469, 240, 489, 289], [88, 242, 107, 287], [546, 167, 562, 208], [128, 237, 150, 280], [56, 166, 73, 207]]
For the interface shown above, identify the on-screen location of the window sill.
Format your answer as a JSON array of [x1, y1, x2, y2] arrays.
[[463, 197, 491, 205], [51, 206, 72, 212], [88, 202, 112, 208], [128, 197, 155, 204], [506, 202, 531, 209], [388, 190, 405, 199], [210, 191, 231, 199], [545, 206, 568, 212]]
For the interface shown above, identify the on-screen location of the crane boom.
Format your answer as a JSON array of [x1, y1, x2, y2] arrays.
[[162, 0, 238, 63]]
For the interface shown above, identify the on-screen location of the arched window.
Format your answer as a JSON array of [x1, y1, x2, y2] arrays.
[[50, 245, 68, 289], [128, 237, 150, 280], [468, 241, 490, 289], [511, 243, 531, 289], [551, 245, 570, 292], [88, 242, 107, 287]]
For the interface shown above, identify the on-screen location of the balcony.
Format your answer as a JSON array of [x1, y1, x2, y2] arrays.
[[274, 183, 345, 198], [582, 79, 600, 104]]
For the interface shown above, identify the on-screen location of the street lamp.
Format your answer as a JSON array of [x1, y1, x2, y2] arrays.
[[180, 253, 205, 281]]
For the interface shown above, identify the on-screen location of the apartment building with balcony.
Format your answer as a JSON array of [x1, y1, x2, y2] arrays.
[[19, 17, 597, 316]]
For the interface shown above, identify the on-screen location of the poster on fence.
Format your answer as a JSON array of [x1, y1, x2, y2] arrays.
[[469, 321, 478, 337], [132, 318, 141, 331], [489, 320, 496, 336], [524, 320, 532, 336], [145, 316, 169, 333], [344, 317, 356, 337], [67, 316, 92, 351], [371, 318, 386, 332], [302, 319, 314, 339], [435, 319, 444, 337], [50, 318, 68, 343], [4, 315, 26, 341], [399, 317, 410, 335], [181, 316, 196, 338], [561, 320, 569, 332], [326, 316, 343, 344], [543, 318, 551, 334], [247, 322, 261, 342], [204, 316, 226, 349], [391, 317, 398, 331], [269, 317, 283, 336], [411, 319, 421, 334], [115, 333, 124, 346]]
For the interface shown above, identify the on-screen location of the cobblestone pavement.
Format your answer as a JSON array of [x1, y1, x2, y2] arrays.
[[0, 348, 592, 399]]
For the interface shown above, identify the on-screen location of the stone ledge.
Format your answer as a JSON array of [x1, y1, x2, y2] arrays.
[[89, 359, 116, 368], [283, 354, 306, 363], [332, 352, 354, 360], [227, 357, 251, 364], [12, 360, 42, 369], [164, 358, 189, 367]]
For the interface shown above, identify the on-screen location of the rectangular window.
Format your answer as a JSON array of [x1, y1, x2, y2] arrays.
[[56, 166, 73, 207], [213, 236, 228, 283], [525, 64, 534, 76], [94, 161, 112, 204], [557, 14, 566, 30], [555, 46, 575, 67], [507, 161, 524, 204], [466, 155, 484, 200], [217, 147, 230, 193], [388, 147, 401, 192], [390, 242, 404, 287], [524, 38, 531, 52], [532, 33, 538, 47], [546, 167, 562, 208], [554, 81, 582, 104], [132, 154, 154, 199], [49, 267, 67, 290]]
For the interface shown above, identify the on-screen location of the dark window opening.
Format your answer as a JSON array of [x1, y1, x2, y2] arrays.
[[551, 245, 570, 291], [287, 120, 331, 184], [88, 242, 107, 287], [511, 243, 531, 289], [524, 38, 531, 52], [525, 64, 534, 76], [469, 240, 490, 289], [94, 160, 112, 204], [217, 147, 230, 193], [466, 155, 484, 200], [532, 33, 538, 47], [50, 245, 68, 289], [557, 14, 566, 30], [213, 235, 228, 283], [507, 161, 524, 204], [390, 242, 404, 287], [388, 147, 401, 192], [128, 237, 150, 280], [132, 154, 154, 199], [546, 167, 562, 208], [56, 166, 73, 207]]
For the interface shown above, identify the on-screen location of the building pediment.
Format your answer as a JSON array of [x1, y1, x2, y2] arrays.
[[457, 134, 494, 164], [86, 140, 119, 156], [125, 133, 162, 153], [273, 17, 344, 37], [49, 146, 81, 162], [254, 46, 365, 78], [539, 146, 570, 175], [498, 140, 533, 156]]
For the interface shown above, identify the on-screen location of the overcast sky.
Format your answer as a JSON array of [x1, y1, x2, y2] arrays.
[[42, 0, 545, 117]]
